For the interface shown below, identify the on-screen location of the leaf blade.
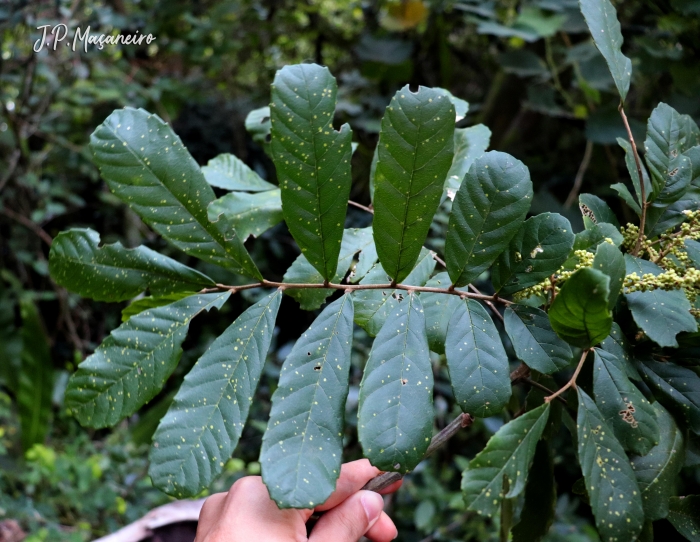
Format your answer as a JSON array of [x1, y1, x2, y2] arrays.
[[270, 64, 352, 280], [89, 108, 261, 278], [445, 151, 533, 287], [445, 299, 511, 417], [373, 86, 455, 283], [149, 290, 281, 498], [49, 228, 215, 302], [261, 294, 354, 508], [201, 153, 277, 192], [358, 294, 434, 473], [65, 292, 230, 428]]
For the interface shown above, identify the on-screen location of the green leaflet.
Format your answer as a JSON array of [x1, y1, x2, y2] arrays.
[[592, 242, 625, 309], [549, 268, 612, 349], [668, 496, 700, 541], [269, 63, 352, 281], [260, 294, 354, 509], [461, 403, 550, 518], [208, 189, 283, 240], [600, 323, 641, 381], [687, 239, 700, 267], [65, 292, 230, 428], [358, 294, 433, 473], [245, 106, 272, 150], [445, 151, 533, 287], [18, 298, 53, 451], [624, 255, 697, 347], [630, 402, 685, 521], [284, 228, 374, 311], [617, 137, 651, 209], [611, 183, 641, 215], [579, 0, 632, 101], [571, 223, 624, 255], [353, 248, 435, 336], [644, 103, 694, 206], [637, 357, 700, 434], [89, 108, 261, 279], [420, 272, 464, 354], [579, 194, 620, 229], [645, 185, 700, 239], [576, 388, 644, 541], [201, 153, 277, 192], [491, 212, 574, 296], [687, 145, 700, 186], [511, 441, 556, 542], [440, 88, 469, 121], [592, 349, 659, 455], [443, 124, 491, 200], [372, 86, 455, 283], [445, 299, 511, 418], [49, 228, 215, 302], [504, 305, 573, 374], [150, 290, 281, 498], [121, 292, 192, 322]]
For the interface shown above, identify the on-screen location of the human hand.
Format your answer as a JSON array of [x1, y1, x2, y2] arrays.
[[195, 459, 400, 542]]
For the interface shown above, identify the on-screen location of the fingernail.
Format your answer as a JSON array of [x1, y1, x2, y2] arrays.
[[361, 492, 383, 528]]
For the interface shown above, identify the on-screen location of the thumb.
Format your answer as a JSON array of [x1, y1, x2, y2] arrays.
[[308, 490, 383, 542]]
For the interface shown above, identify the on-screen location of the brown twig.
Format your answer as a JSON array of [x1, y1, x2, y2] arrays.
[[619, 103, 647, 256], [0, 206, 53, 246], [522, 377, 567, 405], [207, 280, 513, 305], [362, 413, 475, 492], [348, 200, 374, 214], [545, 349, 590, 403], [564, 140, 594, 208]]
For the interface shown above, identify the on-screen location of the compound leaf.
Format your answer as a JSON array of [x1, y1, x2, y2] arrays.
[[579, 0, 632, 101], [65, 292, 230, 428], [445, 151, 533, 287], [668, 496, 700, 541], [461, 403, 550, 518], [637, 357, 700, 433], [201, 153, 277, 192], [624, 256, 697, 348], [284, 228, 374, 311], [89, 108, 261, 278], [373, 86, 455, 283], [492, 212, 574, 296], [49, 228, 214, 302], [592, 349, 659, 455], [149, 290, 281, 498], [208, 189, 282, 241], [358, 294, 433, 473], [445, 299, 511, 418], [549, 268, 612, 348], [630, 402, 685, 521], [354, 248, 435, 336], [270, 64, 352, 280], [261, 294, 354, 508], [576, 388, 644, 541], [579, 194, 620, 229], [504, 304, 573, 374], [645, 103, 694, 206], [18, 298, 53, 451]]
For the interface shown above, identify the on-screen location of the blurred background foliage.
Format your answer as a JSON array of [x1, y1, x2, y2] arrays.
[[1, 0, 699, 540]]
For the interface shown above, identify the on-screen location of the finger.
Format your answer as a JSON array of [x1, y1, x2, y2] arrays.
[[195, 493, 226, 541], [377, 479, 403, 495], [198, 476, 309, 541], [315, 459, 380, 511], [365, 512, 398, 542], [309, 490, 384, 542]]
